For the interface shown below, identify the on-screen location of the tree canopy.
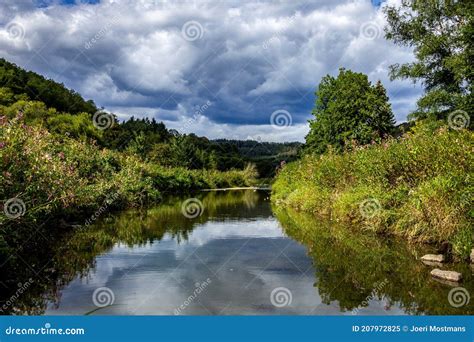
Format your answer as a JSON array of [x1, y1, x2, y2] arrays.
[[305, 68, 395, 154], [384, 0, 473, 121]]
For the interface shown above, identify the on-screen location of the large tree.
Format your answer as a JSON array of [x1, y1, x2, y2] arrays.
[[305, 68, 395, 154], [384, 0, 473, 121]]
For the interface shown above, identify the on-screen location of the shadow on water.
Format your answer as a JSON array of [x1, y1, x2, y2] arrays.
[[0, 190, 472, 315]]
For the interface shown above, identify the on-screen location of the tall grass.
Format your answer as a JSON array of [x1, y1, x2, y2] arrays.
[[272, 121, 473, 258], [0, 116, 257, 226]]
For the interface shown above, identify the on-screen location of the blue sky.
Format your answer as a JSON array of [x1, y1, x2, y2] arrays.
[[0, 0, 421, 142]]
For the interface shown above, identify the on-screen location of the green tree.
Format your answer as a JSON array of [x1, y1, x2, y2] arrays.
[[305, 69, 395, 154], [47, 112, 102, 141], [384, 0, 473, 121]]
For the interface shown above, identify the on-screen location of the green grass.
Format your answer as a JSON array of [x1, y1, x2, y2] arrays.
[[272, 121, 474, 258]]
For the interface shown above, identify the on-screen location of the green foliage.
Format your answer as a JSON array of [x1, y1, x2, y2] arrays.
[[103, 116, 172, 151], [0, 116, 257, 227], [273, 121, 474, 258], [305, 68, 396, 154], [213, 139, 301, 177], [384, 0, 473, 120], [0, 58, 97, 114]]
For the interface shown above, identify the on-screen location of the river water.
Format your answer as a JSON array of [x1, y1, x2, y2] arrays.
[[1, 190, 472, 315]]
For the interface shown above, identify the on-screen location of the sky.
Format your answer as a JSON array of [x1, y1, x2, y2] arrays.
[[0, 0, 423, 142]]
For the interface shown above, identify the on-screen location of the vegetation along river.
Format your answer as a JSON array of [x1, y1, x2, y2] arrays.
[[1, 190, 472, 315]]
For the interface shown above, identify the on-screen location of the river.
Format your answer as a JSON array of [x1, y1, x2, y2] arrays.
[[1, 190, 472, 315]]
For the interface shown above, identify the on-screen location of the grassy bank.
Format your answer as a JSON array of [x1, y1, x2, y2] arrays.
[[1, 116, 257, 226], [272, 122, 473, 258]]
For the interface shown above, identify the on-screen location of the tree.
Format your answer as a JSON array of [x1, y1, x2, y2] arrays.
[[384, 0, 473, 121], [305, 69, 395, 154]]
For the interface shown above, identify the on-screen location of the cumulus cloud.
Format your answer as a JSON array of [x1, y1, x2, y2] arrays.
[[0, 0, 422, 141]]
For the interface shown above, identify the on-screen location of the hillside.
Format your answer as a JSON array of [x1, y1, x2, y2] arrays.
[[0, 58, 97, 114]]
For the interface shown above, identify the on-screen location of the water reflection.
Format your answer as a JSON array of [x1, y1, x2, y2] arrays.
[[275, 207, 474, 315], [0, 190, 472, 315]]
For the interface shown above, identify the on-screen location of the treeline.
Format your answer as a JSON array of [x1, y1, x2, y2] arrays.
[[273, 0, 473, 258], [213, 139, 301, 177]]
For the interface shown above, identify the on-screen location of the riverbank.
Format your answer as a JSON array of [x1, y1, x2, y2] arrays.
[[0, 116, 257, 228], [202, 186, 271, 191], [272, 122, 473, 259]]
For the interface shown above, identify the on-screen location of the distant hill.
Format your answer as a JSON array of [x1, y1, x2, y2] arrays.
[[213, 139, 302, 178], [0, 58, 97, 114], [213, 139, 301, 158]]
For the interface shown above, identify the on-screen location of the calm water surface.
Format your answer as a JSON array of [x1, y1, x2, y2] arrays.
[[1, 190, 473, 315]]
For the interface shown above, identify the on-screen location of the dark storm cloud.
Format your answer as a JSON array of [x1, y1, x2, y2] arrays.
[[0, 0, 421, 141]]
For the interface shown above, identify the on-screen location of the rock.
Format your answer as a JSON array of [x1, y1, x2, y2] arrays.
[[470, 249, 474, 263], [431, 277, 461, 287], [430, 269, 462, 282], [421, 254, 445, 263], [421, 260, 443, 268]]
